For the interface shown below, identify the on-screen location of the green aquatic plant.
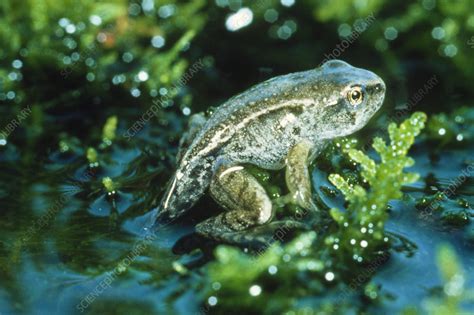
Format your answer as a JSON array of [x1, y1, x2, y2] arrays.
[[327, 112, 427, 260], [86, 147, 98, 164], [102, 115, 118, 144], [426, 106, 474, 147], [0, 0, 206, 129], [198, 232, 318, 314], [102, 177, 116, 193]]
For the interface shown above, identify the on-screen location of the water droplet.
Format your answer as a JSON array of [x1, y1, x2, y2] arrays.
[[268, 265, 278, 275], [158, 4, 176, 18], [85, 58, 95, 67], [58, 18, 70, 28], [137, 70, 149, 82], [384, 27, 398, 40], [97, 32, 107, 43], [277, 24, 293, 40], [6, 91, 16, 99], [216, 0, 230, 7], [281, 0, 295, 6], [65, 24, 76, 34], [71, 52, 80, 61], [444, 44, 458, 57], [264, 9, 278, 23], [431, 26, 445, 40], [249, 285, 262, 296], [325, 271, 335, 281], [142, 0, 154, 12], [182, 107, 191, 116], [338, 23, 352, 37], [128, 3, 141, 16], [8, 72, 17, 81], [12, 59, 23, 69], [122, 52, 134, 63], [151, 35, 166, 48], [89, 15, 102, 26], [86, 73, 95, 81], [226, 8, 253, 32], [131, 88, 141, 97], [208, 296, 218, 306]]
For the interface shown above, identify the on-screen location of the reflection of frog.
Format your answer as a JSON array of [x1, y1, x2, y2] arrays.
[[155, 60, 385, 243]]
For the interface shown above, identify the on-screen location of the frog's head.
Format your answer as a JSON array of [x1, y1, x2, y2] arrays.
[[314, 59, 385, 138]]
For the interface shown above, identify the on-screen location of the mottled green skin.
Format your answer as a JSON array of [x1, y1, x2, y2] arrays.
[[155, 60, 385, 243]]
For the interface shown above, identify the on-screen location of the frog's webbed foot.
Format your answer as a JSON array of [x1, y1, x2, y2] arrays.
[[275, 141, 319, 213], [195, 163, 273, 243], [195, 219, 309, 248]]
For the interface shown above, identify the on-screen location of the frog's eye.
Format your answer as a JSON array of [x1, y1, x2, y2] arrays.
[[347, 86, 364, 106]]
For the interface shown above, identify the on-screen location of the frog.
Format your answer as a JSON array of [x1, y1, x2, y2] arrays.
[[154, 59, 385, 244]]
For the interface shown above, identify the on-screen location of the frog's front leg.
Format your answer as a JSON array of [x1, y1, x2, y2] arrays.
[[195, 161, 273, 240], [277, 141, 319, 212]]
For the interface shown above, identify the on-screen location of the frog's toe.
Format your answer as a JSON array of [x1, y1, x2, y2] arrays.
[[274, 192, 319, 213]]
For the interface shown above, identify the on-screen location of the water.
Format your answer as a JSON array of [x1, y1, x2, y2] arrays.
[[0, 106, 472, 314]]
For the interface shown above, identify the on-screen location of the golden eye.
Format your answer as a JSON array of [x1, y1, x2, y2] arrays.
[[347, 86, 364, 106]]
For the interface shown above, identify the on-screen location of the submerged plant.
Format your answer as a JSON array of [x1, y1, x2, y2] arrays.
[[404, 244, 474, 315], [195, 112, 428, 314], [425, 244, 474, 314]]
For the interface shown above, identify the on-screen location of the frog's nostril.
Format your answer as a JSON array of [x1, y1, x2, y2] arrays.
[[374, 83, 384, 92]]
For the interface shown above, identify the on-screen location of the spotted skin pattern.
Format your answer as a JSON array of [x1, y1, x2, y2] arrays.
[[155, 60, 386, 243]]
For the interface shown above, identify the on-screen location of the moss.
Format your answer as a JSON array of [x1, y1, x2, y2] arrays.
[[440, 209, 470, 227]]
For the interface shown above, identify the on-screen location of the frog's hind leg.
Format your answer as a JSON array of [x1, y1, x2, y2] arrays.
[[195, 163, 273, 243]]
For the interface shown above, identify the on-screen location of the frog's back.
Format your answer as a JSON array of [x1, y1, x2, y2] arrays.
[[182, 69, 318, 164], [201, 70, 314, 132]]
